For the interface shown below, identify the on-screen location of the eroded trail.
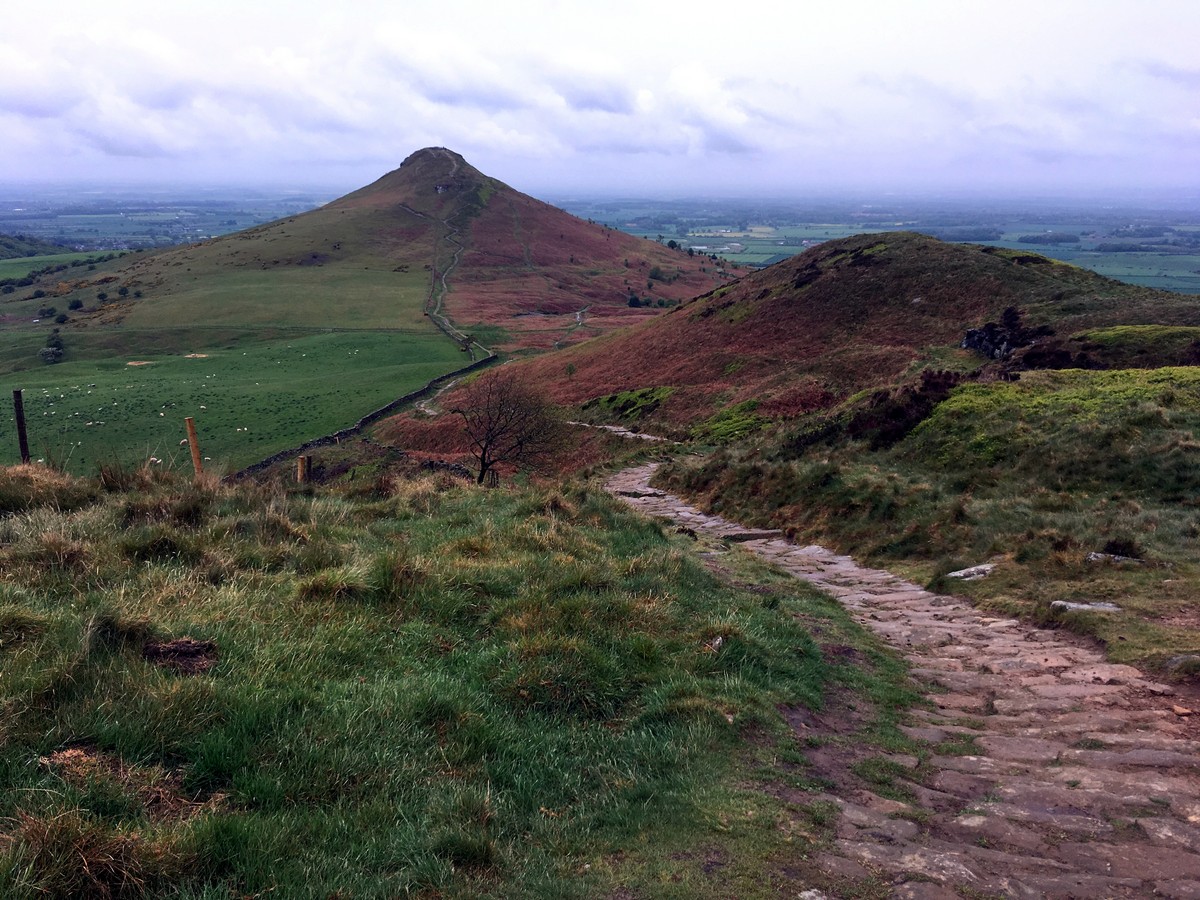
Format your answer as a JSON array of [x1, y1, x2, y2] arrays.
[[607, 463, 1200, 899]]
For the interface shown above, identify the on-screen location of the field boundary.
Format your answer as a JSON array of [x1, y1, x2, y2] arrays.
[[231, 350, 496, 479], [236, 173, 497, 480]]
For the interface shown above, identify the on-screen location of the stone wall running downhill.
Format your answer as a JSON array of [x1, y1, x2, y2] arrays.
[[231, 351, 496, 480]]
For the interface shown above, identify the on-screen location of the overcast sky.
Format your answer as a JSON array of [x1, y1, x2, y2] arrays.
[[3, 0, 1198, 198]]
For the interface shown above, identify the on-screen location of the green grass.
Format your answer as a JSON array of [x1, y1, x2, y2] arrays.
[[580, 386, 674, 423], [0, 464, 915, 897], [118, 265, 432, 331], [690, 400, 767, 443], [0, 330, 465, 472], [1073, 324, 1200, 367]]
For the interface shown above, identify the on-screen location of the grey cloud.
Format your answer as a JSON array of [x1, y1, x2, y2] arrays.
[[376, 54, 533, 112], [552, 77, 636, 114], [1134, 60, 1200, 88], [0, 83, 85, 119], [858, 73, 982, 117], [69, 124, 174, 159]]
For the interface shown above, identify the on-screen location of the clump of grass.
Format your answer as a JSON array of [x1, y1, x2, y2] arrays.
[[0, 464, 95, 514], [83, 610, 156, 659], [296, 566, 371, 602], [0, 605, 47, 645], [491, 633, 630, 719], [15, 530, 89, 572], [119, 525, 201, 565], [367, 548, 426, 602], [1, 810, 193, 899]]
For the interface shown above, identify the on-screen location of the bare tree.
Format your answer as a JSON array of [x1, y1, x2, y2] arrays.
[[452, 369, 564, 485]]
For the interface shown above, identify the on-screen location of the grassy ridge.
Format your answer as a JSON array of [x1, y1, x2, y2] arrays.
[[0, 465, 912, 897], [0, 253, 103, 283], [0, 331, 466, 472]]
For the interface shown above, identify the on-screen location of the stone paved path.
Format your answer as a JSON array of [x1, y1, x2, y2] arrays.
[[607, 463, 1200, 899]]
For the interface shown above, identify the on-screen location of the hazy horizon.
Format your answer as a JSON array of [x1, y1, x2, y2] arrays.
[[3, 0, 1198, 200]]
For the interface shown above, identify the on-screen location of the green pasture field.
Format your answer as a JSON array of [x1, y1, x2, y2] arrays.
[[0, 253, 102, 282], [0, 330, 465, 473], [986, 243, 1200, 293], [118, 265, 433, 331]]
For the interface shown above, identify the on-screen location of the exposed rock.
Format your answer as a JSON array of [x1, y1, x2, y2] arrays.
[[1084, 551, 1145, 565], [945, 563, 995, 581], [1049, 600, 1121, 613]]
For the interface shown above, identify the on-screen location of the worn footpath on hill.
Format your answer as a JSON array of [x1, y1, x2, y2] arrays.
[[607, 462, 1200, 899]]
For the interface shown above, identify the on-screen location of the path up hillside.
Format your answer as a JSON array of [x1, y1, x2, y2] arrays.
[[609, 463, 1200, 899], [520, 232, 1200, 433]]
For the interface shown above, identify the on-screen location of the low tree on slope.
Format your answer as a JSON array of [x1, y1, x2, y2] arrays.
[[452, 369, 564, 484]]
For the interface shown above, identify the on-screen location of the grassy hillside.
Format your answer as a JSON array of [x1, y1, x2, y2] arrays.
[[366, 230, 1200, 678], [0, 463, 915, 898], [0, 234, 66, 260], [512, 232, 1200, 435]]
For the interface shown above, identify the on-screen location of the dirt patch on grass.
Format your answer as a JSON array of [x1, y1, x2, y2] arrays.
[[142, 637, 217, 674], [184, 353, 209, 358], [40, 747, 223, 823], [126, 360, 152, 366]]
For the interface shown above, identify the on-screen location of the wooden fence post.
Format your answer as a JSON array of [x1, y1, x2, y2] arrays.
[[12, 389, 30, 464], [296, 455, 312, 484], [184, 417, 203, 476]]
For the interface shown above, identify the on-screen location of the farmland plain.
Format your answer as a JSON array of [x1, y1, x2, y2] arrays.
[[555, 196, 1200, 293]]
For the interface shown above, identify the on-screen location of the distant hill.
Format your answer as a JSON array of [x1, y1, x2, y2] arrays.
[[0, 233, 66, 259], [325, 147, 727, 349], [32, 147, 724, 352], [509, 231, 1200, 434]]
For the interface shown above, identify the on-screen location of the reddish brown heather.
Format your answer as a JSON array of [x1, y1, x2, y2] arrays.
[[506, 231, 1200, 431]]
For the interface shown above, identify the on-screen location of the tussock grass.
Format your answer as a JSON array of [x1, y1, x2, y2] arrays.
[[0, 464, 902, 897]]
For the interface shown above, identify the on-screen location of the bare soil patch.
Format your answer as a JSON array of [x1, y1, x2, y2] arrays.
[[142, 637, 217, 674], [40, 747, 223, 823]]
